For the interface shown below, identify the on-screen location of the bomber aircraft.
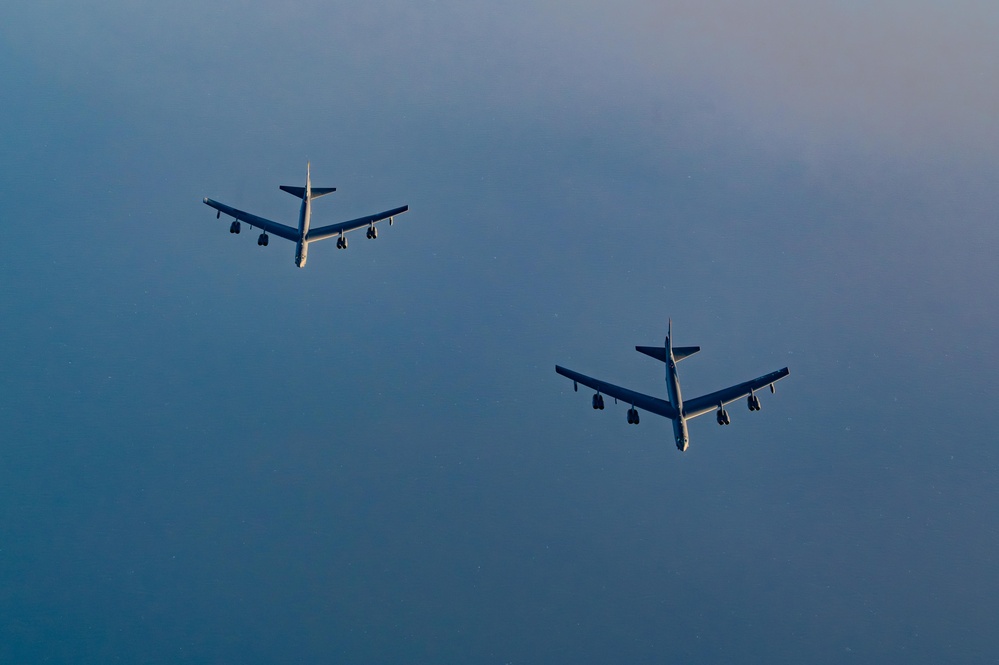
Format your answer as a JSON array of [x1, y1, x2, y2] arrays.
[[555, 321, 789, 451], [203, 163, 409, 268]]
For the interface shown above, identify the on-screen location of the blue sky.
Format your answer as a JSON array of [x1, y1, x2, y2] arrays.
[[2, 2, 999, 662]]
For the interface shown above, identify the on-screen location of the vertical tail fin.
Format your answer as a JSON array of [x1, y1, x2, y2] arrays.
[[306, 161, 311, 199], [666, 318, 672, 383]]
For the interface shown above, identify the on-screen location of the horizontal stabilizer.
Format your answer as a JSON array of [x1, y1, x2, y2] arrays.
[[280, 186, 336, 199], [636, 346, 668, 362], [636, 345, 701, 362], [673, 346, 700, 361]]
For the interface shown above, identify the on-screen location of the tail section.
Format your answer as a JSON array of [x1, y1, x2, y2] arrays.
[[636, 345, 700, 362], [636, 319, 700, 362], [280, 185, 336, 199], [280, 162, 336, 199]]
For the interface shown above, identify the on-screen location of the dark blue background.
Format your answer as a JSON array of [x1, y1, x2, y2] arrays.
[[3, 2, 998, 662]]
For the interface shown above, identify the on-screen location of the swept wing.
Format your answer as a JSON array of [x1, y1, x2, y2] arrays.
[[555, 365, 678, 419], [203, 198, 300, 242], [682, 367, 790, 419], [307, 205, 410, 243]]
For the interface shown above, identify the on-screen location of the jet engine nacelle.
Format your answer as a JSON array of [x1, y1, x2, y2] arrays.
[[716, 407, 730, 425]]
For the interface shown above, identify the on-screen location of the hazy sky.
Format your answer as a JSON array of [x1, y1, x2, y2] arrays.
[[3, 2, 999, 663]]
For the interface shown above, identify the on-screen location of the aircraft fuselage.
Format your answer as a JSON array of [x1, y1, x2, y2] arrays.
[[294, 167, 313, 268], [665, 336, 689, 451]]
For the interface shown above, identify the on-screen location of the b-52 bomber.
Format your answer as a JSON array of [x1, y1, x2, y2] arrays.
[[555, 321, 789, 451], [203, 163, 409, 268]]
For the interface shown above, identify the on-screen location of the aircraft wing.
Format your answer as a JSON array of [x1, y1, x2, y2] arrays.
[[682, 367, 790, 419], [307, 205, 410, 242], [203, 198, 301, 242], [555, 365, 678, 419]]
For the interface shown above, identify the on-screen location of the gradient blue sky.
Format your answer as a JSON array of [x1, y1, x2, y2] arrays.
[[3, 2, 999, 663]]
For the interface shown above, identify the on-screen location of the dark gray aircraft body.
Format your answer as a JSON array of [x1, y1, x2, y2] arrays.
[[203, 163, 409, 268], [555, 321, 790, 451]]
